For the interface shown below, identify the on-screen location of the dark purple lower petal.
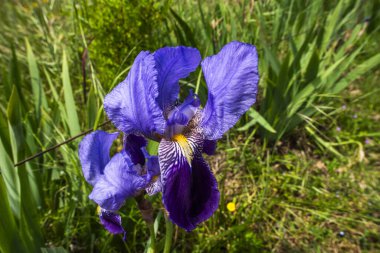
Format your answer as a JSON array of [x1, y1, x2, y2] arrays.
[[159, 139, 193, 229], [188, 154, 220, 226], [159, 138, 220, 231], [99, 208, 126, 238], [203, 139, 217, 155]]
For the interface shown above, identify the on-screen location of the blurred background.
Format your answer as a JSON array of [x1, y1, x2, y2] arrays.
[[0, 0, 379, 252]]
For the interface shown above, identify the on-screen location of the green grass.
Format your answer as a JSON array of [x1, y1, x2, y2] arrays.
[[0, 0, 379, 252]]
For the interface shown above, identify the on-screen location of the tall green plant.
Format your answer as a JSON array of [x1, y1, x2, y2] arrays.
[[83, 0, 171, 87], [255, 0, 380, 142], [0, 42, 100, 251], [0, 46, 43, 253]]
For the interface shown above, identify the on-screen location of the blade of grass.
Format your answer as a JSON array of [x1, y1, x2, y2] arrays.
[[62, 50, 81, 136], [26, 38, 47, 123], [0, 176, 28, 253]]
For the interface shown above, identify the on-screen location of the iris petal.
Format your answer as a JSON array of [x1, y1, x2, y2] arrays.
[[159, 134, 219, 231], [167, 91, 200, 125], [154, 46, 201, 110], [188, 154, 220, 226], [124, 134, 147, 166], [144, 151, 162, 195], [145, 152, 160, 178], [104, 51, 166, 138], [89, 152, 148, 211], [99, 208, 126, 237], [165, 91, 201, 138], [159, 139, 193, 230], [146, 178, 162, 196], [203, 139, 217, 155], [201, 41, 259, 140], [79, 130, 119, 186]]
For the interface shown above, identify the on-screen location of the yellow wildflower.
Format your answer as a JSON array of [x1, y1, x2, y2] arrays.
[[227, 202, 236, 212]]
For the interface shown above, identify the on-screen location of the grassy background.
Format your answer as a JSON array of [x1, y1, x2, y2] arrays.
[[0, 0, 379, 252]]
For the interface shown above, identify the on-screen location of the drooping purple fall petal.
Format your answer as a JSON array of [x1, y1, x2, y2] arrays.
[[104, 51, 166, 139], [79, 130, 119, 186], [99, 208, 126, 237], [158, 135, 220, 231], [187, 154, 220, 226], [154, 46, 201, 110], [89, 151, 148, 211], [159, 138, 193, 230], [201, 41, 259, 140], [203, 139, 217, 155]]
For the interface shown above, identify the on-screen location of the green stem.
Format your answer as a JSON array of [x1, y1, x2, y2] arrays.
[[147, 224, 156, 253], [163, 218, 174, 253], [194, 68, 203, 95]]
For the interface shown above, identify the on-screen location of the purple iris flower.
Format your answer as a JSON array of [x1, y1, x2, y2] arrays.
[[78, 131, 161, 236], [102, 41, 259, 231]]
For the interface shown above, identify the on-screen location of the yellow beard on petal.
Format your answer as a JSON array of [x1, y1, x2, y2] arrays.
[[172, 134, 193, 165], [152, 175, 159, 182]]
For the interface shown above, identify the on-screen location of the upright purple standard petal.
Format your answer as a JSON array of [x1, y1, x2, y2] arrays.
[[201, 41, 259, 140], [89, 152, 148, 211], [154, 46, 201, 110], [159, 137, 220, 231], [79, 131, 119, 186], [99, 208, 126, 238], [104, 51, 166, 138]]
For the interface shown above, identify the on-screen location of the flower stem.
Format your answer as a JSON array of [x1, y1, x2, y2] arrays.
[[147, 224, 156, 253], [135, 194, 156, 253], [163, 217, 174, 253]]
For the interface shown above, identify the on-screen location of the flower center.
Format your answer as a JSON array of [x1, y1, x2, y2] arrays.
[[172, 134, 193, 165], [172, 134, 187, 143], [164, 91, 200, 139]]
